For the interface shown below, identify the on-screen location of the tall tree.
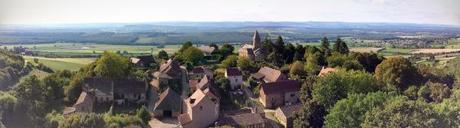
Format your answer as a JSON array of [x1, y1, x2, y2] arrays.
[[263, 36, 274, 53], [320, 37, 330, 55], [293, 44, 305, 61], [312, 70, 379, 109], [274, 36, 285, 55], [351, 52, 384, 73], [325, 92, 395, 128], [179, 41, 193, 53], [375, 57, 421, 91], [333, 38, 349, 54], [362, 96, 446, 128], [284, 43, 296, 64], [93, 52, 132, 79], [157, 50, 169, 60], [221, 55, 238, 68], [178, 47, 204, 66], [219, 44, 234, 59], [289, 61, 306, 79]]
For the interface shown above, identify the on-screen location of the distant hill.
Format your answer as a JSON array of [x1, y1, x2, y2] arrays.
[[1, 22, 459, 44]]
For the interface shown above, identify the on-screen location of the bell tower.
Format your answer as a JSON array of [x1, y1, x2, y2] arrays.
[[253, 30, 261, 49]]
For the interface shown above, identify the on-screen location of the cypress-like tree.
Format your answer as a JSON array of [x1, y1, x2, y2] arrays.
[[321, 37, 330, 51], [333, 38, 349, 54]]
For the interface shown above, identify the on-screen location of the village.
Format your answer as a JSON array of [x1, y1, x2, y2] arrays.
[[60, 31, 337, 128]]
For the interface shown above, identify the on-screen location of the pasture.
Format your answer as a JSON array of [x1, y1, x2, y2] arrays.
[[350, 47, 384, 53], [3, 43, 182, 55], [24, 56, 96, 71], [410, 49, 460, 54]]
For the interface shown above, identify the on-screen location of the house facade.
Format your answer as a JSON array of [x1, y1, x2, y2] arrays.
[[275, 104, 302, 128], [152, 88, 183, 118], [179, 88, 220, 128], [259, 80, 300, 109], [225, 67, 243, 90]]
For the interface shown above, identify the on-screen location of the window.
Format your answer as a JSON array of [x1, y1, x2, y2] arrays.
[[200, 106, 203, 110], [290, 93, 295, 97]]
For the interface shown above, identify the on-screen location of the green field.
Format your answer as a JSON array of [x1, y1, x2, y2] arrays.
[[379, 48, 413, 56], [3, 43, 182, 55], [446, 38, 460, 48], [24, 56, 95, 71]]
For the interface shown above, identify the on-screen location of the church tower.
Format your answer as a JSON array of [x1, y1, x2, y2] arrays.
[[252, 30, 261, 49]]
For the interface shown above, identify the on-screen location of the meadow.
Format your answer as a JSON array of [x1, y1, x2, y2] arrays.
[[3, 43, 182, 54], [23, 56, 96, 71]]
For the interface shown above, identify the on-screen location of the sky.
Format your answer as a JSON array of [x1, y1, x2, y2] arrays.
[[0, 0, 459, 26]]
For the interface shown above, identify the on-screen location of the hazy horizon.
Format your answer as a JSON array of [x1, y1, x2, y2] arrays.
[[1, 0, 459, 26]]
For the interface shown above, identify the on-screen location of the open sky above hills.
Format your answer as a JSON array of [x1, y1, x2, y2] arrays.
[[0, 0, 459, 26]]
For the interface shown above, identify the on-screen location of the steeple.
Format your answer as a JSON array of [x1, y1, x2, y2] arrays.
[[253, 30, 261, 49]]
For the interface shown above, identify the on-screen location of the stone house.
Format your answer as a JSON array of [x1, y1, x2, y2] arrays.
[[275, 104, 302, 128], [151, 59, 184, 92], [178, 88, 220, 128], [152, 88, 183, 118], [259, 80, 300, 109], [225, 67, 243, 90]]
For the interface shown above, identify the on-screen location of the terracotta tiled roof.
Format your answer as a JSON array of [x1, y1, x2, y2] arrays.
[[130, 55, 155, 65], [254, 67, 287, 82], [154, 88, 182, 111], [188, 79, 199, 90], [191, 66, 213, 76], [83, 77, 113, 95], [178, 113, 192, 125], [188, 89, 207, 107], [114, 79, 146, 95], [277, 104, 302, 118], [217, 113, 265, 126], [158, 59, 181, 77], [196, 75, 211, 90], [261, 80, 300, 95], [318, 67, 337, 77], [226, 67, 242, 76], [74, 91, 94, 107], [150, 79, 160, 90]]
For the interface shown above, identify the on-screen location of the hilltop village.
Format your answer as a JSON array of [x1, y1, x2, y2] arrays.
[[62, 31, 309, 127], [1, 30, 460, 128]]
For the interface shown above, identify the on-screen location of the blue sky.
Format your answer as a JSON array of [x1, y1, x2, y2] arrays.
[[0, 0, 459, 25]]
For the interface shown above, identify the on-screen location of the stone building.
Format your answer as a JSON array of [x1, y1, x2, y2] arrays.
[[238, 31, 266, 61]]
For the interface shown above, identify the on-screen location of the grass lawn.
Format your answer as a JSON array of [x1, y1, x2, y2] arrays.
[[23, 56, 95, 71]]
